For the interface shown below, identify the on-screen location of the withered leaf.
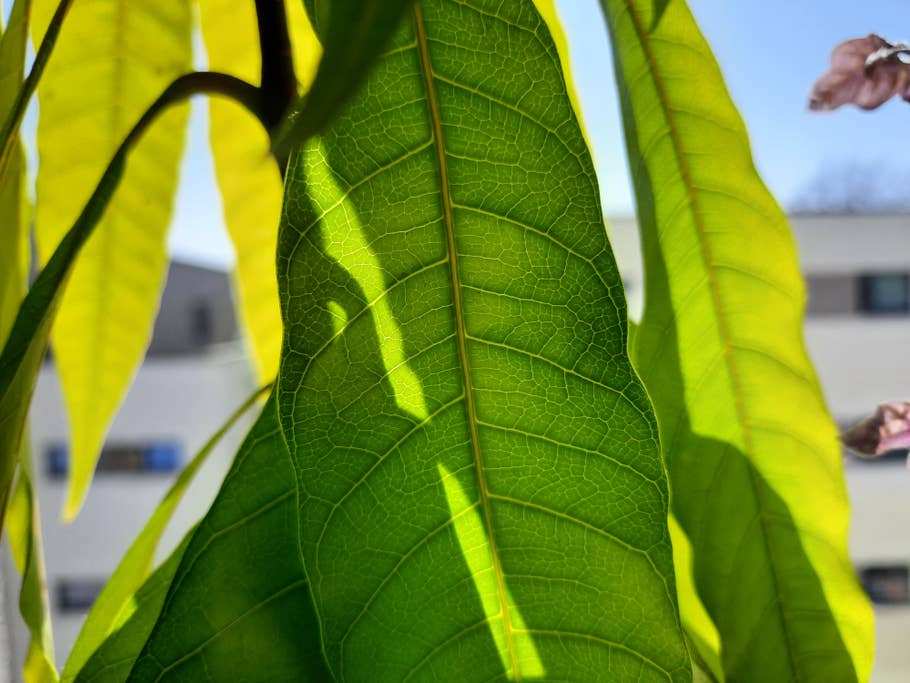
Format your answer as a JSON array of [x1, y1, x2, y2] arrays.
[[809, 34, 910, 111], [842, 401, 910, 459]]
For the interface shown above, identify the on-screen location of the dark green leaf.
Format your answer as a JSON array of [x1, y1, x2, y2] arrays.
[[81, 394, 330, 682]]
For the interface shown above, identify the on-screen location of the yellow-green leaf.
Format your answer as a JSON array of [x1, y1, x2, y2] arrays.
[[32, 0, 193, 519], [198, 0, 321, 382], [0, 3, 57, 679], [9, 440, 58, 683], [600, 0, 874, 679]]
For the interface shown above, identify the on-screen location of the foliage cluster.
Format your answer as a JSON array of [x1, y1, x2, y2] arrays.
[[0, 0, 875, 681]]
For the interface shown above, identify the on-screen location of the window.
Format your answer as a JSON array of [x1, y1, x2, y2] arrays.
[[859, 273, 910, 314], [57, 579, 105, 612], [46, 442, 181, 478], [859, 565, 910, 605], [191, 302, 213, 345]]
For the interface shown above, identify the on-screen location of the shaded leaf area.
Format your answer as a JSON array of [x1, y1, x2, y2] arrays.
[[277, 1, 689, 681], [77, 394, 329, 682], [198, 0, 321, 382], [842, 401, 910, 459], [32, 0, 192, 519], [61, 385, 270, 682], [276, 0, 413, 151], [809, 34, 910, 111], [601, 0, 873, 679]]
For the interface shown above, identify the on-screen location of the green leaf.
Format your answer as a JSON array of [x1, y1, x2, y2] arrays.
[[32, 0, 193, 519], [0, 4, 58, 678], [276, 1, 690, 680], [8, 440, 59, 683], [599, 0, 874, 679], [76, 394, 330, 682], [275, 0, 413, 152], [0, 0, 30, 344], [72, 533, 193, 683], [198, 0, 321, 382], [60, 384, 270, 682]]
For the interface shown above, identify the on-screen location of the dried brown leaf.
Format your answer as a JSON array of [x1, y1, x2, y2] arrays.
[[809, 34, 910, 111], [842, 401, 910, 458]]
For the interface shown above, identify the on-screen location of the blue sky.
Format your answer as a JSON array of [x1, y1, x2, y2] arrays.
[[167, 0, 910, 267]]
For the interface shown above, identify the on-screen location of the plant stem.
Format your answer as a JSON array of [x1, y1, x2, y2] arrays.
[[254, 0, 297, 132]]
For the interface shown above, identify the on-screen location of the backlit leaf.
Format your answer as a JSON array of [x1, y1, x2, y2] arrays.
[[77, 394, 330, 682], [276, 1, 690, 680], [32, 0, 193, 519], [599, 0, 874, 679], [0, 3, 58, 677], [198, 0, 321, 381], [60, 384, 270, 682]]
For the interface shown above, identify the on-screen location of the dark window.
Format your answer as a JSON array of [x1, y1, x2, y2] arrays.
[[859, 274, 910, 314], [46, 442, 181, 478], [57, 579, 105, 612], [859, 566, 909, 604], [191, 302, 213, 345]]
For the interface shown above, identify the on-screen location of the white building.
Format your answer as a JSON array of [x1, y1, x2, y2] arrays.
[[3, 214, 908, 679]]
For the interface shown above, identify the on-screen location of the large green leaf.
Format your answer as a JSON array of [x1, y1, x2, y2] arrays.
[[198, 0, 321, 382], [276, 1, 690, 680], [60, 384, 270, 681], [75, 394, 329, 682], [32, 0, 193, 519], [600, 0, 874, 679]]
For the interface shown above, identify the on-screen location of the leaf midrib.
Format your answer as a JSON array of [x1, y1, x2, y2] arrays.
[[618, 0, 799, 676], [412, 4, 522, 680]]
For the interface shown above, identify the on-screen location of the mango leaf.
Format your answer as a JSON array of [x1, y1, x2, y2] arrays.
[[32, 0, 193, 519], [198, 0, 321, 382], [76, 394, 330, 682], [274, 0, 413, 152], [0, 0, 29, 343], [9, 440, 58, 683], [71, 533, 193, 683], [599, 0, 874, 679], [276, 1, 690, 680], [60, 384, 270, 681]]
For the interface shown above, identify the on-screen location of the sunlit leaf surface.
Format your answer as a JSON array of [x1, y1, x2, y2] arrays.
[[32, 0, 192, 519], [600, 0, 874, 679], [276, 1, 690, 680]]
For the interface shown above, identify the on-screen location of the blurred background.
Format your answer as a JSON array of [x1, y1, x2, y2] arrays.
[[1, 0, 908, 680]]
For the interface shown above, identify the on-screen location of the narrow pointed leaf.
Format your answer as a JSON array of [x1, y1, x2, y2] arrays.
[[276, 1, 690, 680], [198, 0, 321, 381], [71, 533, 193, 683], [9, 441, 58, 683], [32, 0, 193, 519], [78, 394, 330, 683], [600, 0, 874, 679], [60, 384, 270, 681], [0, 6, 58, 677], [275, 0, 413, 151]]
